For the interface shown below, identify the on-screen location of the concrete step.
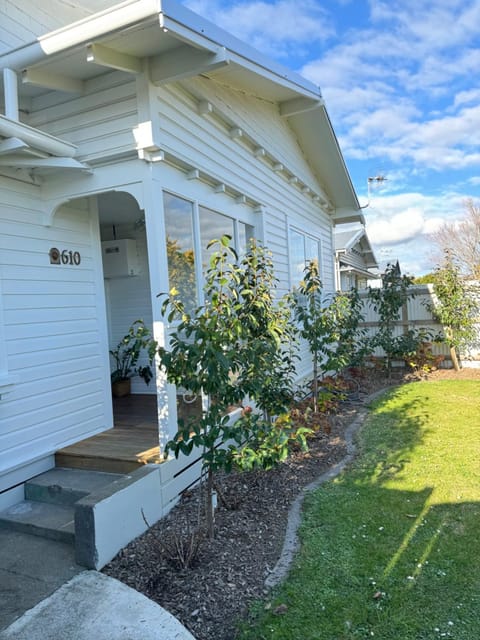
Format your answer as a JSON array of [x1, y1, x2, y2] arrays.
[[0, 501, 75, 544], [25, 467, 123, 506]]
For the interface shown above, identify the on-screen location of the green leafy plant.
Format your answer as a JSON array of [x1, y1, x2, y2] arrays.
[[109, 320, 158, 385], [325, 288, 369, 374], [158, 237, 306, 539], [425, 251, 479, 371], [403, 339, 444, 376]]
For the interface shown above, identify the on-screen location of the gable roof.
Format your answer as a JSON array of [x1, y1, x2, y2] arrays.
[[334, 225, 378, 269], [0, 0, 361, 218]]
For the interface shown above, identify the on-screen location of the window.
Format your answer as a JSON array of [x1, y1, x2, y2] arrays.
[[199, 207, 234, 268], [162, 192, 254, 425], [163, 192, 254, 310], [163, 192, 197, 314], [289, 228, 321, 288], [199, 206, 251, 267]]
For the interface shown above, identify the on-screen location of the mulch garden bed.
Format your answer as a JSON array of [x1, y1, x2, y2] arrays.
[[102, 366, 480, 640]]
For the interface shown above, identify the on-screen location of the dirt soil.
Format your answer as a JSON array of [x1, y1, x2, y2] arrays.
[[102, 366, 480, 640]]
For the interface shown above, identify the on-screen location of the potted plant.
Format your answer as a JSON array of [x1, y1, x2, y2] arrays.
[[109, 320, 158, 397]]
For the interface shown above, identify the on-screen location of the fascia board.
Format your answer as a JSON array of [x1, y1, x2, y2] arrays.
[[160, 0, 322, 101]]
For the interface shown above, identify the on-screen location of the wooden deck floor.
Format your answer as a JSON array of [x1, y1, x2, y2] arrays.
[[55, 394, 162, 473]]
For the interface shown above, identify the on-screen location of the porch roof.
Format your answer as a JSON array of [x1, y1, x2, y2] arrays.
[[0, 0, 361, 216]]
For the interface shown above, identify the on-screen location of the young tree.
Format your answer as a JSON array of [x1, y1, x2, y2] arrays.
[[292, 260, 325, 412], [158, 237, 304, 538], [293, 260, 366, 410], [425, 252, 478, 371], [328, 288, 369, 374], [431, 199, 480, 278], [367, 263, 416, 374]]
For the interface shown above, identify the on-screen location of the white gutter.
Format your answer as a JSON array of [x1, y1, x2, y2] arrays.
[[0, 115, 77, 157], [0, 0, 161, 71]]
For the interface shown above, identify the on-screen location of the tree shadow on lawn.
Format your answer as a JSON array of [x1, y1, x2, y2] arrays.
[[289, 484, 480, 640], [352, 385, 433, 487], [252, 386, 480, 638]]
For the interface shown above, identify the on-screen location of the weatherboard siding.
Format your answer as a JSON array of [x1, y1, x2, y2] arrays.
[[155, 79, 334, 293], [340, 249, 370, 273], [0, 183, 111, 492], [0, 1, 74, 54], [27, 73, 138, 162], [27, 71, 333, 290], [24, 71, 334, 297], [0, 65, 338, 492], [184, 77, 322, 190]]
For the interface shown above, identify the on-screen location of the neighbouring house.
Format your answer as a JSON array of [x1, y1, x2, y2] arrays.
[[334, 224, 378, 290], [0, 0, 363, 567]]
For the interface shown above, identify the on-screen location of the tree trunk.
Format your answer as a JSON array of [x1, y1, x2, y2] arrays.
[[450, 345, 461, 372], [312, 352, 318, 413], [206, 467, 215, 540]]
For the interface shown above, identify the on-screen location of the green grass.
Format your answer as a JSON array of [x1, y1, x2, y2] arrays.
[[238, 380, 480, 640]]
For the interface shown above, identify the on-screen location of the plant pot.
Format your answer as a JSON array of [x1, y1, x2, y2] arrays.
[[112, 378, 131, 398]]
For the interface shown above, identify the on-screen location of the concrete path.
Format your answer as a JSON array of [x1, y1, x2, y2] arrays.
[[0, 572, 195, 640], [0, 529, 195, 640]]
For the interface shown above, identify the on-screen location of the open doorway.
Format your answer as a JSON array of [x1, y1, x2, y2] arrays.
[[96, 191, 158, 426]]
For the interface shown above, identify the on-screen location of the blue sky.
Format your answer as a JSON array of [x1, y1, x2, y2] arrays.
[[184, 0, 480, 276]]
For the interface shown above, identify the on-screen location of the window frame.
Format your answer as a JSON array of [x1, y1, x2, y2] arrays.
[[162, 189, 255, 306], [288, 225, 322, 289]]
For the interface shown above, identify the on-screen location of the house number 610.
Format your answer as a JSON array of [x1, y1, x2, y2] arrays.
[[49, 247, 81, 266]]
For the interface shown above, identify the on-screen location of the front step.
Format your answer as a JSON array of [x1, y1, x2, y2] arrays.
[[0, 468, 122, 546], [0, 500, 75, 543], [25, 468, 122, 506], [0, 464, 164, 569]]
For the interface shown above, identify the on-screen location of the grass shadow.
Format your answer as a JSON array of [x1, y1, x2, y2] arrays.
[[351, 385, 432, 486], [237, 381, 480, 639]]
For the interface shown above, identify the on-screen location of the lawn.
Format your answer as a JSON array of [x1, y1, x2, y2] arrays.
[[238, 380, 480, 640]]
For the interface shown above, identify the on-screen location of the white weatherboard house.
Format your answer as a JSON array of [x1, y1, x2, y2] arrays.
[[0, 0, 363, 567]]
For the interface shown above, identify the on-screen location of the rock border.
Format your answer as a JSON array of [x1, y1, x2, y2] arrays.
[[265, 389, 388, 589]]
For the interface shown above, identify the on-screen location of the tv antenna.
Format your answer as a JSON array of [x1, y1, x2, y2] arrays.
[[360, 175, 388, 209]]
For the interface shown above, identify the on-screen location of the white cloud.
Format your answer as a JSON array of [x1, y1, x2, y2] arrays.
[[180, 0, 480, 272], [184, 0, 334, 58], [362, 191, 476, 274], [453, 89, 480, 109], [298, 1, 480, 177], [367, 207, 426, 245]]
